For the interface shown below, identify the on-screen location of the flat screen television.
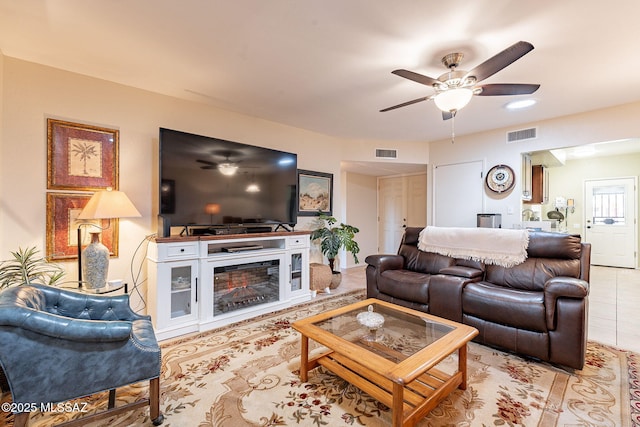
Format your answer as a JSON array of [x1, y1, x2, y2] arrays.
[[159, 128, 297, 232]]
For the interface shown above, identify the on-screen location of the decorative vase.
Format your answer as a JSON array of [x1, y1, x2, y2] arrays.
[[330, 271, 342, 289], [357, 304, 385, 342], [82, 232, 109, 289]]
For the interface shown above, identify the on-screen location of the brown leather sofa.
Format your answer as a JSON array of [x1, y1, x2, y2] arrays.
[[365, 227, 591, 369]]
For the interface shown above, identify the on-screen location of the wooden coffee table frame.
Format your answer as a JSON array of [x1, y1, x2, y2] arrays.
[[292, 298, 478, 427]]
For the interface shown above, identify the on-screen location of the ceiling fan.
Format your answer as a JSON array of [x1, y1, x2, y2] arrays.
[[381, 41, 540, 119], [196, 159, 237, 174], [197, 151, 243, 175]]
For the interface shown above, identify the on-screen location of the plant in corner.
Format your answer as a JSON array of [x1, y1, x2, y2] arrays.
[[310, 213, 360, 274], [0, 246, 65, 290]]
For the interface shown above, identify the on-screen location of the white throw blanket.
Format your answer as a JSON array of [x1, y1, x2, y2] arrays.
[[418, 226, 529, 268]]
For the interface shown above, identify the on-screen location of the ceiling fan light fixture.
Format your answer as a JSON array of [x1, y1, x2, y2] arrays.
[[246, 183, 260, 192], [433, 87, 473, 113], [218, 162, 238, 176]]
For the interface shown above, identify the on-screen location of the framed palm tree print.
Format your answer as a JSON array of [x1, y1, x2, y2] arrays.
[[47, 118, 119, 190]]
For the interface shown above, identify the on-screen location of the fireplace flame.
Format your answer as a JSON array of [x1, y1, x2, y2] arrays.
[[228, 271, 249, 291]]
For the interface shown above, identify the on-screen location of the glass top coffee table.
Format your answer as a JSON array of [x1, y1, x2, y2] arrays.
[[292, 298, 478, 427]]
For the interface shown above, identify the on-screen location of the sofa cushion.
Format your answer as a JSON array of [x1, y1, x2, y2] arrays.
[[378, 270, 431, 305], [527, 231, 582, 259], [462, 282, 547, 332], [398, 245, 455, 275], [483, 232, 583, 291], [485, 258, 581, 291]]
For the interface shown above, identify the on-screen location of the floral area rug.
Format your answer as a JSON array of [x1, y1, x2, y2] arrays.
[[5, 290, 639, 426]]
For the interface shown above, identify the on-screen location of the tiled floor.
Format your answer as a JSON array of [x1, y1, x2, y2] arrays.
[[588, 265, 640, 353], [328, 264, 640, 354]]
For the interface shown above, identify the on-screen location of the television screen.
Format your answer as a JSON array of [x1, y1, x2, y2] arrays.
[[159, 128, 297, 230]]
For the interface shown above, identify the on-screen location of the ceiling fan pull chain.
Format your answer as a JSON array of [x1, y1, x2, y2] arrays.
[[450, 110, 456, 143]]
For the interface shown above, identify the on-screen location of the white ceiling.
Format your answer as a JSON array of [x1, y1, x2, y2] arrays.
[[1, 1, 640, 145]]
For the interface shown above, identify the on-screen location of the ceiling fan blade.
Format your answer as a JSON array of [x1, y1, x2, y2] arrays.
[[392, 69, 440, 86], [476, 83, 540, 96], [380, 96, 430, 112], [464, 41, 534, 83], [197, 159, 218, 169], [196, 159, 216, 165]]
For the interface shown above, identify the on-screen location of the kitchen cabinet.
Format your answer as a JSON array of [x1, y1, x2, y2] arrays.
[[524, 165, 548, 204]]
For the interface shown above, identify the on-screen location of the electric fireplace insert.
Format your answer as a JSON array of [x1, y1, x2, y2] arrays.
[[213, 259, 280, 315]]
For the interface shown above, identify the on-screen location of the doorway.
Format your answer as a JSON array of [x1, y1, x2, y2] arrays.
[[584, 177, 638, 268], [378, 174, 427, 253]]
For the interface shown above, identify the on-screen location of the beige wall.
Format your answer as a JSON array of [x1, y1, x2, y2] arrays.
[[0, 56, 425, 299], [344, 171, 378, 269], [428, 102, 640, 229]]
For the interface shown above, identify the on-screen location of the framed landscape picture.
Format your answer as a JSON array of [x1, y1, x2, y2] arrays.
[[297, 169, 333, 216], [47, 118, 119, 191], [46, 193, 118, 260]]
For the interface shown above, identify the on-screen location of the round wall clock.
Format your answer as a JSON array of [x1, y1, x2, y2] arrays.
[[486, 164, 515, 193]]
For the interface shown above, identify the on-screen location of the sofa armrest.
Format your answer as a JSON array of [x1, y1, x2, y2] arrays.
[[428, 274, 471, 322], [0, 307, 132, 342], [439, 265, 483, 280], [544, 277, 589, 329], [364, 254, 404, 273], [365, 254, 405, 299]]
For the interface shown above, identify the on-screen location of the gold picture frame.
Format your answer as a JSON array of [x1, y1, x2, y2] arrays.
[[46, 193, 118, 260], [47, 118, 119, 191]]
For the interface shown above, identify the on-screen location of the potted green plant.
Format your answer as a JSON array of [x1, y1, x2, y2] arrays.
[[0, 246, 65, 290], [310, 214, 360, 287]]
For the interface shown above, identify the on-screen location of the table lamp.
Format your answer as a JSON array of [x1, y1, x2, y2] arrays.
[[204, 203, 220, 224], [76, 188, 141, 289]]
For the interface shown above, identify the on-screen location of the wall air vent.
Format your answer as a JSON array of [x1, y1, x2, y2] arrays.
[[375, 148, 398, 159], [506, 127, 538, 143]]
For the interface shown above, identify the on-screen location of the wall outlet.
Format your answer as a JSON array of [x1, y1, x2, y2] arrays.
[[507, 206, 514, 215], [573, 223, 581, 229]]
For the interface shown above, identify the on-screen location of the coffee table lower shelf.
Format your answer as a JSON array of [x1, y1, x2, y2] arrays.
[[303, 348, 466, 427]]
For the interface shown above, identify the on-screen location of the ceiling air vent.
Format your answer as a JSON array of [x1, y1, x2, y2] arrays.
[[506, 127, 538, 143], [375, 148, 398, 159]]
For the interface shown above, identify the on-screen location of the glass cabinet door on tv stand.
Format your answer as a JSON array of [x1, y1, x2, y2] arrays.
[[149, 259, 199, 334], [169, 263, 197, 321], [284, 235, 310, 300], [288, 250, 308, 298]]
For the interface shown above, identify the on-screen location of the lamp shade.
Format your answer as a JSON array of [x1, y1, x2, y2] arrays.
[[433, 88, 473, 112], [78, 188, 141, 219], [204, 203, 221, 215]]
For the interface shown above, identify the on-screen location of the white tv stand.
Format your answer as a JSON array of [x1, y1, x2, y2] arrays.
[[147, 231, 311, 340]]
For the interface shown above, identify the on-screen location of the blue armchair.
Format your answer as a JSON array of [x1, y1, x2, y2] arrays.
[[0, 284, 163, 426]]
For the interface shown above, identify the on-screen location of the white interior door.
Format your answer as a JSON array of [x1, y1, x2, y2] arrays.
[[379, 176, 405, 254], [406, 174, 427, 227], [378, 174, 427, 253], [584, 177, 638, 268], [433, 161, 484, 227]]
